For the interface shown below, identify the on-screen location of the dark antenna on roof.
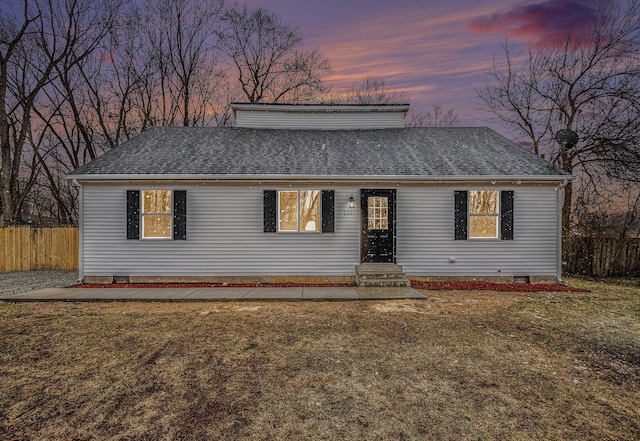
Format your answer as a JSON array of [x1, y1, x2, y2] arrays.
[[549, 129, 578, 170]]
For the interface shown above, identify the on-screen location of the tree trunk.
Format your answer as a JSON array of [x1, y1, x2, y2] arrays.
[[0, 69, 15, 226], [0, 141, 13, 226], [561, 150, 574, 264]]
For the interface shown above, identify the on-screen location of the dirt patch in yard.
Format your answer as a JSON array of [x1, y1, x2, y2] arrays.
[[1, 277, 638, 440]]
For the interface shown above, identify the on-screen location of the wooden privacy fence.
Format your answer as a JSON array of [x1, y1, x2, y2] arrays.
[[1, 226, 78, 272], [565, 236, 640, 277]]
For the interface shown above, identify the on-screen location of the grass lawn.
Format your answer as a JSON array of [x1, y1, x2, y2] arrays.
[[1, 278, 639, 440]]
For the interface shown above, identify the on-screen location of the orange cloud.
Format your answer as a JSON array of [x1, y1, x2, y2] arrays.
[[254, 0, 539, 125], [311, 4, 501, 101]]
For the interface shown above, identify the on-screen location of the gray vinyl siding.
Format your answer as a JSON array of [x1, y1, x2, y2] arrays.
[[80, 184, 560, 279], [235, 110, 406, 129], [81, 185, 360, 277], [396, 187, 559, 277]]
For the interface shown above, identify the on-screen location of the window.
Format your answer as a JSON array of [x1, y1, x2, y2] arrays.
[[469, 190, 499, 239], [278, 190, 320, 232], [127, 189, 187, 240], [455, 190, 514, 241], [263, 190, 334, 233], [142, 190, 173, 238], [368, 196, 389, 230]]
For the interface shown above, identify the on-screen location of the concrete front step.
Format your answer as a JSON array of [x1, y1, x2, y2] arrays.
[[358, 273, 408, 280], [357, 278, 411, 288], [356, 263, 405, 274], [355, 263, 411, 288]]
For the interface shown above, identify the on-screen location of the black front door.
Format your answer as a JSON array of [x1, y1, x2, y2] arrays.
[[360, 189, 396, 263]]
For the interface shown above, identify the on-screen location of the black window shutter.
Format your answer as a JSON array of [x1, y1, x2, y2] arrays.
[[321, 190, 335, 233], [126, 190, 140, 240], [454, 191, 468, 240], [501, 190, 514, 240], [173, 190, 187, 240], [264, 190, 277, 233]]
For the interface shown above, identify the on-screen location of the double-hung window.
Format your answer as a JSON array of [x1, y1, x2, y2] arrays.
[[278, 190, 320, 232], [142, 190, 173, 238], [469, 190, 499, 239], [454, 189, 514, 240], [263, 189, 334, 233], [127, 189, 187, 240]]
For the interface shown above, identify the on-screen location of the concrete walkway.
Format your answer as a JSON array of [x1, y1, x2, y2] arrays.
[[4, 286, 426, 302]]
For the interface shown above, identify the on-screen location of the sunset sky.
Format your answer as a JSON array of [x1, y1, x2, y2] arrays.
[[247, 0, 595, 127]]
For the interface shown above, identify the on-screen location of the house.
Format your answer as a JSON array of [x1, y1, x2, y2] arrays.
[[67, 103, 573, 285]]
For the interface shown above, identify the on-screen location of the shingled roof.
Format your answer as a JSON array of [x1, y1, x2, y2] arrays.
[[67, 126, 571, 181]]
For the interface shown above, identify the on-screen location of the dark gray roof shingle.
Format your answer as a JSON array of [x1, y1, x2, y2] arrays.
[[68, 126, 570, 179]]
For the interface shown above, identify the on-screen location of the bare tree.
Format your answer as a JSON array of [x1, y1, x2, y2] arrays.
[[342, 75, 408, 105], [2, 0, 335, 224], [476, 0, 640, 237], [217, 3, 332, 103], [0, 0, 120, 226], [23, 0, 228, 224], [406, 104, 459, 127], [34, 1, 125, 225], [339, 75, 459, 127], [129, 0, 226, 126]]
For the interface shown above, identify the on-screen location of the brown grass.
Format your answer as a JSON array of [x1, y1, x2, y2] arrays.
[[1, 278, 639, 440]]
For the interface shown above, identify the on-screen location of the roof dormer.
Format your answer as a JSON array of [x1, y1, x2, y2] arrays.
[[231, 103, 410, 129]]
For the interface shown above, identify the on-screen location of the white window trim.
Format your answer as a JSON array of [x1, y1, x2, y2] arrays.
[[141, 189, 173, 239], [277, 189, 321, 233], [469, 189, 500, 240]]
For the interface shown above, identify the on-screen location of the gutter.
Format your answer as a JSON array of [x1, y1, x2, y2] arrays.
[[556, 179, 569, 283], [72, 179, 84, 283], [66, 173, 575, 183]]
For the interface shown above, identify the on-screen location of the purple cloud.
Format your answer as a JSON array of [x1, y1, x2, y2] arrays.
[[468, 0, 596, 46]]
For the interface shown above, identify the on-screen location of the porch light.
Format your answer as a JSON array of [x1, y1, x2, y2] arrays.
[[348, 195, 355, 209]]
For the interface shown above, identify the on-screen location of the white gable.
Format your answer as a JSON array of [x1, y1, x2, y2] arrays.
[[232, 103, 409, 129]]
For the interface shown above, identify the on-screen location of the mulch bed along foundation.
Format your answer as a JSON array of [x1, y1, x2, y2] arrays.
[[70, 283, 356, 289], [71, 281, 586, 292], [410, 280, 587, 292]]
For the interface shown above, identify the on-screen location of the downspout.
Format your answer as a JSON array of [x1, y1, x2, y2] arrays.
[[557, 179, 568, 283], [73, 179, 83, 283]]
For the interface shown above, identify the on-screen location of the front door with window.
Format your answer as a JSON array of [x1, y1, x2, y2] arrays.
[[360, 189, 396, 263]]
